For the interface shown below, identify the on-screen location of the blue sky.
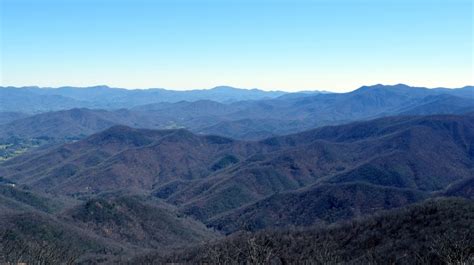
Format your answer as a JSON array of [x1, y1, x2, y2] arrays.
[[0, 0, 472, 92]]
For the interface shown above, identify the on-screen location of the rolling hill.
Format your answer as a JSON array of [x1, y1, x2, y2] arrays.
[[0, 125, 258, 194], [1, 114, 472, 232], [172, 115, 474, 222]]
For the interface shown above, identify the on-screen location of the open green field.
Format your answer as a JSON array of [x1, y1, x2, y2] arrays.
[[0, 139, 43, 161]]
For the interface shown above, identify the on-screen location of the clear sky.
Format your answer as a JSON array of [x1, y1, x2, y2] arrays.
[[0, 0, 472, 92]]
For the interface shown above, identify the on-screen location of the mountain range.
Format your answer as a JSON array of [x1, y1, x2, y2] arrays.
[[0, 84, 472, 264], [1, 114, 472, 226], [0, 85, 288, 112], [1, 84, 473, 143]]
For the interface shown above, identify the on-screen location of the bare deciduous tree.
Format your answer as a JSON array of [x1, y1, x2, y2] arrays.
[[429, 232, 473, 265]]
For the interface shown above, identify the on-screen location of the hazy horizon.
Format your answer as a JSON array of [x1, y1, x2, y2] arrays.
[[1, 82, 473, 93], [1, 0, 472, 92]]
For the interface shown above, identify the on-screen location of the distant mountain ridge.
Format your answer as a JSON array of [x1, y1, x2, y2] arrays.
[[0, 85, 287, 112], [1, 84, 472, 113], [1, 84, 473, 142]]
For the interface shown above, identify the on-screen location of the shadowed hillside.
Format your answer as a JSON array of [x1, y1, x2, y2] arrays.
[[208, 183, 427, 233], [0, 185, 219, 264], [61, 195, 218, 248], [133, 198, 474, 265]]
